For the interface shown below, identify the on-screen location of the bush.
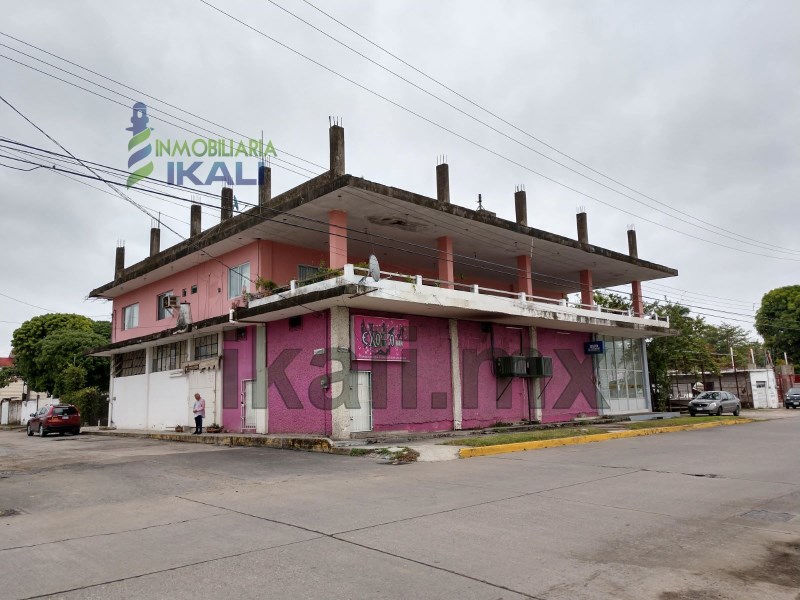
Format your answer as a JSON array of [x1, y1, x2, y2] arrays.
[[63, 387, 104, 425]]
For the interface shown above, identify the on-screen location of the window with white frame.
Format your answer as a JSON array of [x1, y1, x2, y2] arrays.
[[156, 291, 174, 321], [122, 303, 139, 330], [228, 262, 250, 299]]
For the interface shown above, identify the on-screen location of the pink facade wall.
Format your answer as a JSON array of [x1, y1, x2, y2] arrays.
[[113, 236, 563, 344], [351, 312, 453, 432], [537, 328, 598, 423], [266, 313, 331, 435], [259, 241, 327, 287], [112, 243, 259, 343], [459, 322, 532, 429]]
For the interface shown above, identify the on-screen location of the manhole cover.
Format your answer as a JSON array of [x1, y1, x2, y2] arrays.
[[741, 510, 795, 523], [0, 508, 22, 518]]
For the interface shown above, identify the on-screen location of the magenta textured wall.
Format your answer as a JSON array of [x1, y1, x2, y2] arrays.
[[266, 313, 331, 435], [536, 328, 598, 423], [459, 322, 532, 429], [351, 312, 453, 432], [222, 326, 256, 432]]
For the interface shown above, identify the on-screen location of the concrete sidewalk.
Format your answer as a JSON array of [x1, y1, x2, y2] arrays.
[[80, 427, 462, 462]]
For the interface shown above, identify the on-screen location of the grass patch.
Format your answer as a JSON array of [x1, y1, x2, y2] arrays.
[[442, 427, 605, 447], [349, 448, 374, 456], [622, 415, 739, 430]]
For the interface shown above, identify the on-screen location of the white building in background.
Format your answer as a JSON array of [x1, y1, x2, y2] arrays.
[[748, 368, 779, 409]]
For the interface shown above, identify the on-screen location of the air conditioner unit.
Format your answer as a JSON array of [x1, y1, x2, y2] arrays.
[[494, 356, 531, 378], [162, 295, 179, 309], [527, 356, 554, 378]]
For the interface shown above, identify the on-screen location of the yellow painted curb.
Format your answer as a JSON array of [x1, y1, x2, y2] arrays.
[[458, 418, 754, 458]]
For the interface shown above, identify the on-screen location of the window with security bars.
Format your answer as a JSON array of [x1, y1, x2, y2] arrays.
[[298, 264, 321, 281], [194, 334, 218, 360], [113, 350, 146, 377], [152, 341, 186, 372]]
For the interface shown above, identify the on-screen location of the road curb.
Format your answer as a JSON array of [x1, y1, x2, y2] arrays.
[[82, 429, 337, 453], [458, 418, 755, 458]]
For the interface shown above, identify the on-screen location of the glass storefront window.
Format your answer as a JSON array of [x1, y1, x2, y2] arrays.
[[594, 335, 647, 413]]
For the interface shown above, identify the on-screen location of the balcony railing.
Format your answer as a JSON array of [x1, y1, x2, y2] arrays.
[[246, 264, 670, 327]]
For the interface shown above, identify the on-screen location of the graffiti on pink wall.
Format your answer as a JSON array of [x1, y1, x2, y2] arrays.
[[353, 315, 407, 362], [537, 329, 598, 423]]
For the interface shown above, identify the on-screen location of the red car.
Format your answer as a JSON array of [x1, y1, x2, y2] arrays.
[[26, 404, 81, 437]]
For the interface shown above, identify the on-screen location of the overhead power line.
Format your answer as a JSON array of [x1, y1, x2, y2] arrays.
[[8, 139, 794, 336], [0, 50, 320, 180], [0, 31, 325, 172], [1, 28, 798, 262], [193, 1, 800, 263], [266, 0, 800, 258]]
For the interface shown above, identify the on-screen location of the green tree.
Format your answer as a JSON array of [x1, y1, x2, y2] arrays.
[[10, 314, 111, 394], [39, 329, 110, 395], [593, 292, 631, 312], [755, 286, 800, 364], [703, 322, 763, 370], [0, 364, 19, 388], [645, 301, 718, 410]]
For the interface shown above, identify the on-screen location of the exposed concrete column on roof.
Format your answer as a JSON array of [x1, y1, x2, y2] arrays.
[[577, 211, 589, 245], [628, 227, 644, 317], [114, 244, 125, 280], [516, 254, 533, 296], [329, 123, 345, 176], [514, 187, 527, 226], [580, 269, 594, 307], [437, 236, 454, 289], [328, 210, 348, 270], [577, 211, 593, 306], [436, 161, 450, 203], [149, 227, 160, 257], [190, 204, 201, 237], [258, 164, 272, 206], [221, 187, 233, 221]]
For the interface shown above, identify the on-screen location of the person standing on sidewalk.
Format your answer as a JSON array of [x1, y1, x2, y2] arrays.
[[192, 393, 206, 434]]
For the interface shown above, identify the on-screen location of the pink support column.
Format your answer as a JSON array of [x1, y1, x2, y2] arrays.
[[516, 255, 532, 296], [631, 280, 644, 317], [580, 269, 593, 307], [328, 210, 347, 270], [437, 236, 454, 289]]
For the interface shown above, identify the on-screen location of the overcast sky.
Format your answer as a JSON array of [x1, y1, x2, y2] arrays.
[[1, 0, 798, 355]]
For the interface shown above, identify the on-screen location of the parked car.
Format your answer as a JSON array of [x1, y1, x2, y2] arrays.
[[785, 388, 800, 409], [688, 391, 741, 416], [26, 404, 81, 437]]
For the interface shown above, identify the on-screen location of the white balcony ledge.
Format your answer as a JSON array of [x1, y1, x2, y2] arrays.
[[242, 264, 672, 338]]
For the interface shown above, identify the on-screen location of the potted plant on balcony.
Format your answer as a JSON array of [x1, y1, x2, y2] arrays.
[[254, 276, 278, 299], [206, 423, 223, 434]]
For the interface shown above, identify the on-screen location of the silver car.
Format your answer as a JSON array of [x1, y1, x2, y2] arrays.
[[689, 391, 741, 416]]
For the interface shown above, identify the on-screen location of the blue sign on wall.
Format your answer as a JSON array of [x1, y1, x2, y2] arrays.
[[584, 340, 605, 355]]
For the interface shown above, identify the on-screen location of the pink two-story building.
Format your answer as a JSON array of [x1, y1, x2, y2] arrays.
[[90, 124, 677, 438]]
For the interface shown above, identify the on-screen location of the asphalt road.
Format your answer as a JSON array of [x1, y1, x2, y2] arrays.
[[1, 413, 798, 600]]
